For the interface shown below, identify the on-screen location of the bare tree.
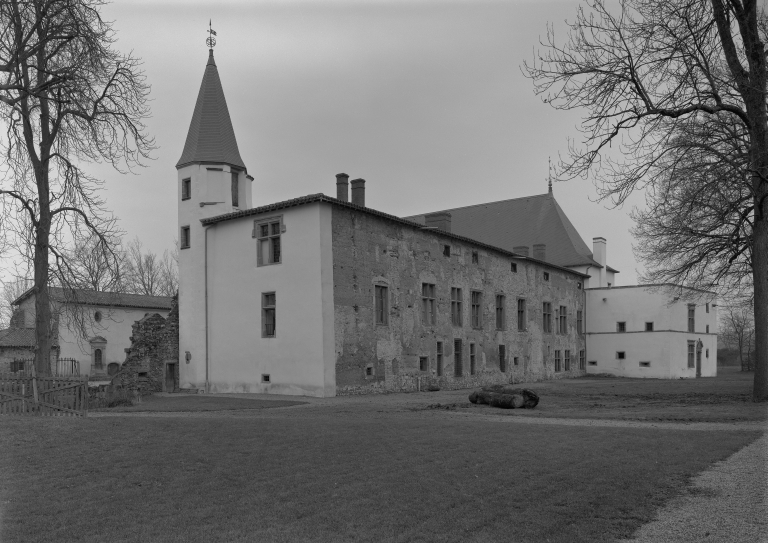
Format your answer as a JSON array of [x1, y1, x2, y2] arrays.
[[0, 0, 154, 374], [67, 234, 126, 292], [123, 237, 159, 296], [158, 245, 178, 298], [0, 276, 31, 328], [721, 304, 756, 371], [525, 0, 768, 401]]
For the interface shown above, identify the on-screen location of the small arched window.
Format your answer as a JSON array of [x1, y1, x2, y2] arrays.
[[94, 348, 103, 368], [94, 311, 102, 322]]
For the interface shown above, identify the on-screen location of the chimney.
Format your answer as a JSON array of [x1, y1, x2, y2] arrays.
[[424, 212, 451, 233], [593, 237, 607, 287], [336, 173, 349, 202], [351, 178, 365, 206], [513, 245, 529, 257], [533, 244, 546, 261]]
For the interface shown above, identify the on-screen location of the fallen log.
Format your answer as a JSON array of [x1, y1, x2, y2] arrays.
[[469, 387, 540, 409]]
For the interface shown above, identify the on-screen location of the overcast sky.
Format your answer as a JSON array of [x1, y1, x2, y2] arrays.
[[91, 0, 644, 283]]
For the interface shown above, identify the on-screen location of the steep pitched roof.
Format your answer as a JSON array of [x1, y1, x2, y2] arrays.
[[404, 193, 610, 269], [176, 50, 246, 171], [0, 328, 44, 348], [13, 288, 173, 311]]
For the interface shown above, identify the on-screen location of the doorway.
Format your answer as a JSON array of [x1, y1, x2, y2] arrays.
[[696, 350, 702, 378], [165, 363, 176, 392]]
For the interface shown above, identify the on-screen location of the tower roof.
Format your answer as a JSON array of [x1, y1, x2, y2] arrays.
[[176, 50, 246, 171]]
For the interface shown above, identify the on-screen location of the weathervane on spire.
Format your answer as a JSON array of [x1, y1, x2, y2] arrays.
[[548, 157, 553, 194], [206, 20, 217, 49]]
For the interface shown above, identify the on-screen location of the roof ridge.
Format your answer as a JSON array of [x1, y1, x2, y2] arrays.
[[405, 192, 552, 218]]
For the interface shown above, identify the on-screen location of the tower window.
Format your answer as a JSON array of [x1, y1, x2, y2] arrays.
[[231, 172, 239, 207], [182, 178, 191, 200], [180, 226, 191, 249]]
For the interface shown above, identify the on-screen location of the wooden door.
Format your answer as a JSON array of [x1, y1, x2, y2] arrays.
[[165, 364, 176, 392]]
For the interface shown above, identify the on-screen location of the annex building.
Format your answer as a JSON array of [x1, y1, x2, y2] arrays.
[[175, 49, 716, 397]]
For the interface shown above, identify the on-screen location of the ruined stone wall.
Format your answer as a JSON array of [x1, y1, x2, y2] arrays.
[[332, 207, 587, 395]]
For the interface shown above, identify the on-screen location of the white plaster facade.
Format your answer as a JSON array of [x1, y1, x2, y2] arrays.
[[585, 285, 718, 378]]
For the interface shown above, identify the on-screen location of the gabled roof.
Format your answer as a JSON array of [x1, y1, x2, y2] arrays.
[[176, 50, 246, 171], [0, 328, 51, 348], [200, 193, 590, 278], [404, 192, 612, 270], [13, 287, 173, 311]]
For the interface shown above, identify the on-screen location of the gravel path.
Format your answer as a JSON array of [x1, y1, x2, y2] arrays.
[[620, 433, 768, 543]]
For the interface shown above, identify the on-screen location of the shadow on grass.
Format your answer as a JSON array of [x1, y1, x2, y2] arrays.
[[96, 394, 307, 412]]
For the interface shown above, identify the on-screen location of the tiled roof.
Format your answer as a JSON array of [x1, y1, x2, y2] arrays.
[[404, 193, 613, 270], [176, 50, 246, 171], [201, 193, 590, 278], [13, 287, 173, 310], [0, 328, 41, 348]]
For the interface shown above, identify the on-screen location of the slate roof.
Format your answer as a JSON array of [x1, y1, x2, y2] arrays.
[[201, 193, 590, 278], [404, 193, 618, 272], [0, 328, 41, 348], [13, 287, 173, 311], [176, 50, 246, 171]]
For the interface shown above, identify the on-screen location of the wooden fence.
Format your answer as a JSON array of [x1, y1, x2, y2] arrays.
[[0, 365, 88, 416]]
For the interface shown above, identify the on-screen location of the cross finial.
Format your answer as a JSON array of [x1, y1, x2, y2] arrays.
[[206, 20, 217, 50], [548, 157, 553, 194]]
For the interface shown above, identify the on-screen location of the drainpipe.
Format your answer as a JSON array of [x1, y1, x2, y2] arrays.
[[204, 224, 214, 394], [583, 265, 592, 369]]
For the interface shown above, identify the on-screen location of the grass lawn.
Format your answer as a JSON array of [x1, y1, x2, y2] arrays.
[[95, 395, 306, 412], [0, 410, 761, 543]]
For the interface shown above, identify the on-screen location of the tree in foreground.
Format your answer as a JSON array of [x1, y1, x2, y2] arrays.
[[526, 0, 767, 401], [0, 0, 153, 374]]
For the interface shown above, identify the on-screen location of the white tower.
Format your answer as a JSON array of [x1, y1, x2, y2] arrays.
[[176, 43, 251, 391]]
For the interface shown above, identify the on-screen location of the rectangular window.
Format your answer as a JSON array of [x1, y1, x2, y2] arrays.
[[688, 305, 695, 332], [579, 350, 585, 370], [517, 298, 526, 331], [616, 351, 626, 360], [454, 339, 463, 377], [542, 302, 552, 333], [588, 360, 597, 366], [706, 303, 710, 313], [511, 262, 517, 273], [513, 356, 519, 366], [617, 322, 626, 333], [495, 294, 506, 330], [443, 245, 451, 257], [559, 306, 567, 334], [687, 341, 695, 368], [472, 251, 479, 264], [554, 350, 561, 372], [451, 288, 463, 326], [471, 291, 482, 328], [576, 310, 583, 335], [645, 322, 654, 332], [181, 178, 191, 200], [499, 344, 506, 372], [375, 285, 388, 325], [231, 172, 239, 207], [706, 325, 709, 333], [469, 343, 476, 375], [419, 357, 428, 372], [564, 349, 571, 371], [436, 341, 443, 376], [543, 272, 550, 281], [262, 292, 276, 337], [639, 361, 650, 367], [180, 226, 191, 249], [421, 283, 436, 325], [255, 219, 282, 265]]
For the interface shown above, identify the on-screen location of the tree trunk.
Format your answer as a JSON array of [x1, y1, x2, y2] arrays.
[[752, 209, 767, 400], [33, 217, 52, 376]]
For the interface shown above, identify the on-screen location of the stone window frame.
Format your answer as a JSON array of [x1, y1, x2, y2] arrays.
[[421, 283, 436, 326], [498, 344, 507, 372], [564, 349, 571, 371], [374, 284, 389, 326], [576, 310, 583, 335], [181, 177, 191, 200], [436, 341, 444, 376], [554, 349, 562, 372], [616, 351, 626, 360], [454, 338, 463, 377], [517, 298, 526, 331], [469, 343, 476, 375], [262, 292, 276, 338], [471, 250, 479, 264], [616, 321, 627, 333], [180, 226, 191, 249], [511, 262, 518, 273], [450, 288, 463, 327], [542, 301, 553, 333], [645, 321, 654, 332], [254, 215, 284, 267], [470, 290, 483, 329], [688, 304, 696, 332], [419, 356, 429, 372], [687, 341, 695, 368], [543, 272, 550, 281], [558, 305, 568, 334], [579, 350, 586, 370], [89, 336, 107, 370], [495, 294, 506, 331]]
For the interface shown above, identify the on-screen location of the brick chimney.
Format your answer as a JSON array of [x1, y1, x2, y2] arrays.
[[351, 178, 365, 206], [533, 244, 546, 262], [424, 212, 451, 233], [336, 173, 349, 202], [513, 245, 529, 257]]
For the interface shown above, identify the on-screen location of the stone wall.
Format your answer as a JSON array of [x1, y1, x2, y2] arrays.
[[111, 295, 179, 394], [331, 207, 587, 395]]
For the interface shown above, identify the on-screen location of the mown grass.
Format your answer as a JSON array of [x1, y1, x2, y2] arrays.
[[0, 410, 760, 543], [96, 394, 306, 412]]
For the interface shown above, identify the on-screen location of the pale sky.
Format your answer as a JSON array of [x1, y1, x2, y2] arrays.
[[91, 0, 643, 283]]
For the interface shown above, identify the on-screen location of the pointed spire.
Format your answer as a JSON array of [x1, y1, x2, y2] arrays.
[[548, 157, 553, 194], [176, 48, 246, 171]]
